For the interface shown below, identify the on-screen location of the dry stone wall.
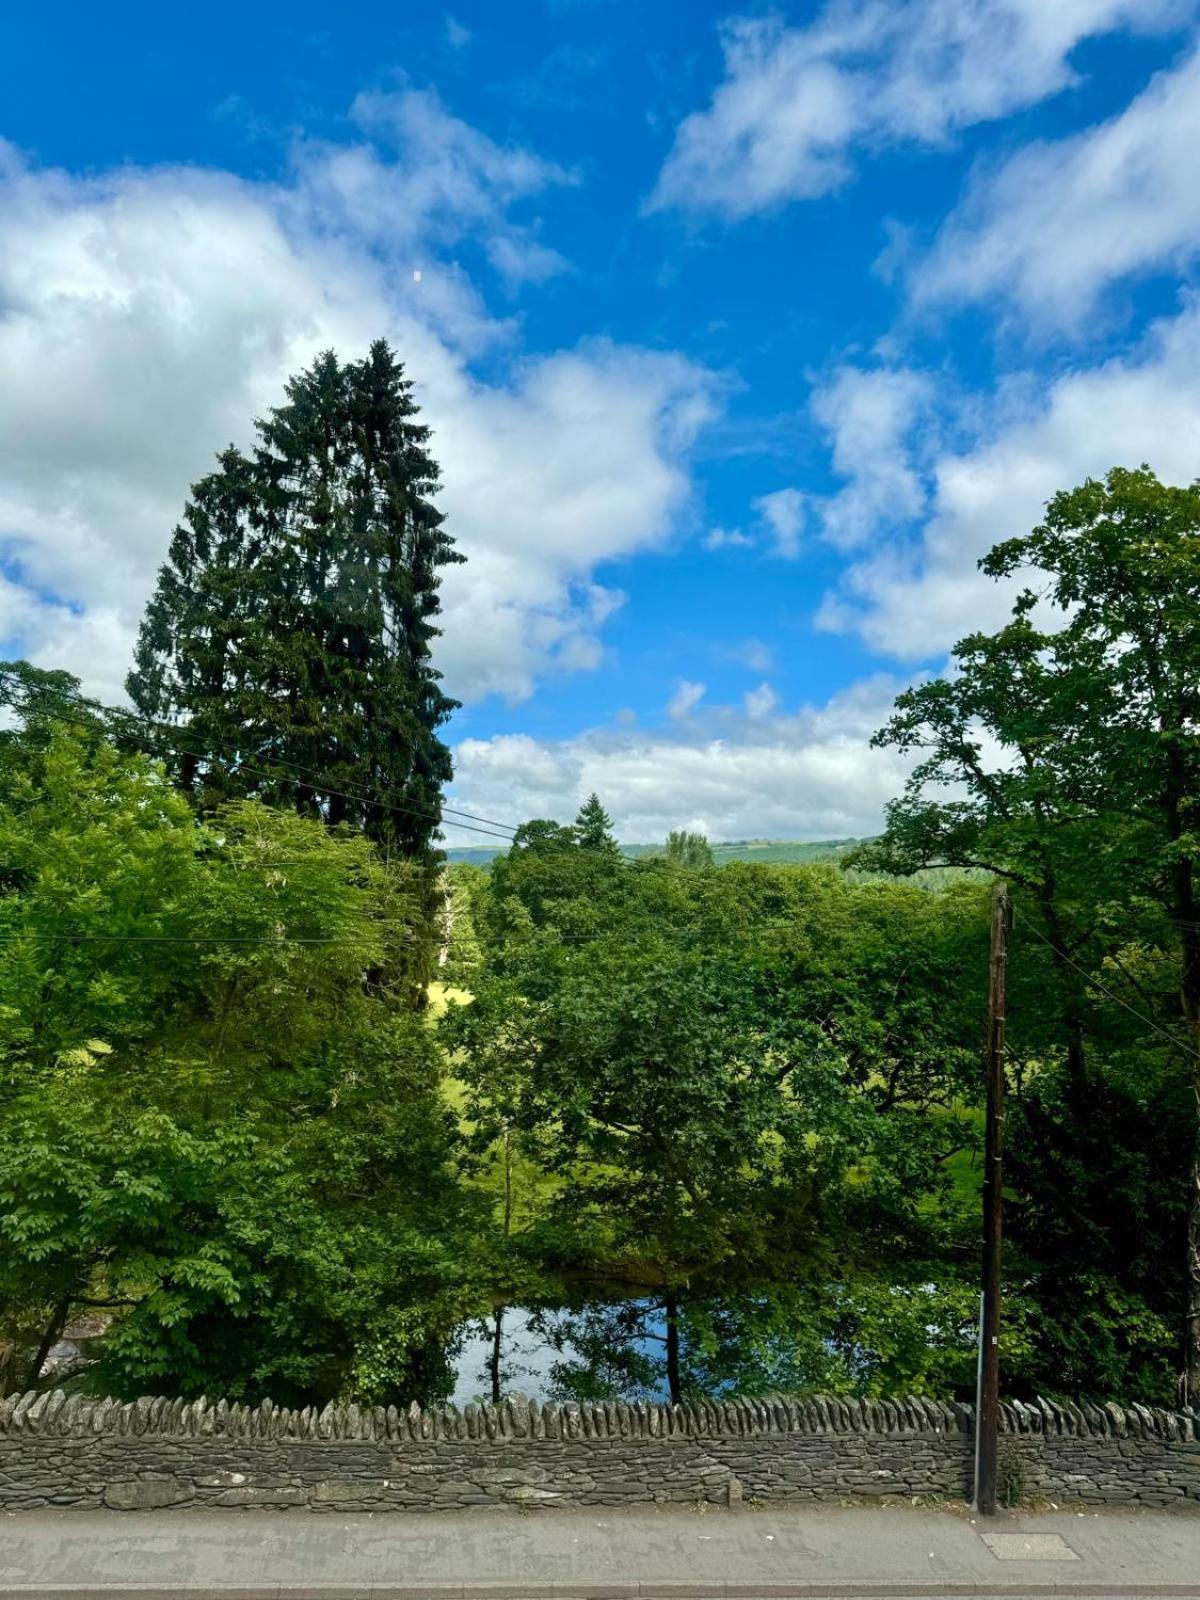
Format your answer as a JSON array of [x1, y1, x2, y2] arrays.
[[0, 1388, 1197, 1512]]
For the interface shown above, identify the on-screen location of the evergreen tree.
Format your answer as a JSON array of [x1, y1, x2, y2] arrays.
[[573, 792, 619, 854], [127, 342, 461, 860]]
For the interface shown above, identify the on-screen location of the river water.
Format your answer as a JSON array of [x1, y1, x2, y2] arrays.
[[450, 1301, 671, 1406], [446, 1284, 978, 1408]]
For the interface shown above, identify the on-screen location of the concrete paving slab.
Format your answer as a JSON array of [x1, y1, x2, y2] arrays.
[[979, 1534, 1080, 1561]]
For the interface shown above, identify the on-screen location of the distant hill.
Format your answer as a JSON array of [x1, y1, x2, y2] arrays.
[[443, 837, 865, 867], [700, 837, 862, 866]]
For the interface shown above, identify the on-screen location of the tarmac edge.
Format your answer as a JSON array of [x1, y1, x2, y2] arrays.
[[3, 1581, 1200, 1600]]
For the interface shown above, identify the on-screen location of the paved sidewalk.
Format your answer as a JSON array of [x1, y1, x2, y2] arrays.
[[2, 1504, 1200, 1598]]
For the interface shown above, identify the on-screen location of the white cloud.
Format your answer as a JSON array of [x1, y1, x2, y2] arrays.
[[649, 1, 1188, 220], [704, 525, 754, 550], [729, 637, 774, 673], [434, 342, 715, 701], [911, 44, 1200, 329], [447, 674, 917, 843], [810, 365, 934, 549], [668, 679, 707, 718], [754, 487, 806, 557], [819, 298, 1200, 656], [290, 87, 575, 288], [743, 681, 779, 720], [445, 14, 472, 47], [0, 117, 715, 707]]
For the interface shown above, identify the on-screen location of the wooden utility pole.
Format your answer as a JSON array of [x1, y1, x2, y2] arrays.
[[975, 881, 1012, 1516]]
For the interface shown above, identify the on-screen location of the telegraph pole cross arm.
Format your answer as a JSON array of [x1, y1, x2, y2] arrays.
[[975, 881, 1012, 1516]]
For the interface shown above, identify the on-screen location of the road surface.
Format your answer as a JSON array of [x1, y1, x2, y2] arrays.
[[2, 1502, 1199, 1596]]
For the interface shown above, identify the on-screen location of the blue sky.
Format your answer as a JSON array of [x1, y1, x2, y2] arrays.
[[3, 1, 1200, 842]]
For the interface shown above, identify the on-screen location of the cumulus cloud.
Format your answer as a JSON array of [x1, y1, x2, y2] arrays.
[[754, 487, 806, 557], [818, 298, 1200, 656], [648, 1, 1188, 220], [433, 342, 715, 700], [810, 365, 934, 549], [447, 675, 917, 844], [0, 112, 715, 707], [911, 43, 1200, 329], [668, 679, 707, 718]]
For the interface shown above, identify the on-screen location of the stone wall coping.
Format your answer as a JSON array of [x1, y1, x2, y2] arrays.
[[1, 1388, 1195, 1444]]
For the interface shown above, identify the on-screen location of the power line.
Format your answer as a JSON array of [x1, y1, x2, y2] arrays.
[[0, 926, 422, 945], [0, 911, 810, 951], [0, 936, 421, 948], [1023, 922, 1200, 1063], [23, 672, 520, 838], [0, 671, 519, 844], [8, 669, 829, 881], [1, 670, 657, 872]]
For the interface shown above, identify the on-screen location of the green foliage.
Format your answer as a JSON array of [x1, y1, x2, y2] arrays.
[[865, 464, 1200, 1399], [10, 459, 1200, 1417], [481, 813, 629, 953], [573, 793, 620, 855], [444, 830, 990, 1399], [126, 342, 460, 862], [1004, 1050, 1188, 1403], [664, 830, 715, 869], [0, 708, 478, 1403], [441, 864, 486, 984]]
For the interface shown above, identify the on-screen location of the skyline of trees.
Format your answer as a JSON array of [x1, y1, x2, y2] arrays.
[[2, 346, 1199, 1410]]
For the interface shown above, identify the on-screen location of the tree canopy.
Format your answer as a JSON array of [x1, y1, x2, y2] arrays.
[[0, 693, 477, 1403], [6, 453, 1200, 1417], [127, 341, 461, 861], [860, 465, 1200, 1398]]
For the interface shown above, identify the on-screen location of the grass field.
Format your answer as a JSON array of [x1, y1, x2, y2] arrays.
[[444, 837, 864, 867]]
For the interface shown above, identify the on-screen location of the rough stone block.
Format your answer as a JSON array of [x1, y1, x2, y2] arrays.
[[104, 1477, 190, 1510], [310, 1479, 385, 1502], [215, 1485, 307, 1506]]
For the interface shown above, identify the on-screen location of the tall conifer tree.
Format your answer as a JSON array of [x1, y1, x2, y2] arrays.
[[128, 342, 461, 860], [573, 792, 619, 854]]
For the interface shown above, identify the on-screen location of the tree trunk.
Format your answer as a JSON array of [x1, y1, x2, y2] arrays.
[[489, 1307, 504, 1406], [502, 1128, 513, 1242], [1177, 898, 1200, 1401], [439, 872, 453, 968], [1035, 876, 1089, 1088], [664, 1289, 682, 1406], [489, 1128, 513, 1407], [1164, 735, 1200, 1401], [1188, 1094, 1200, 1404], [28, 1296, 72, 1388]]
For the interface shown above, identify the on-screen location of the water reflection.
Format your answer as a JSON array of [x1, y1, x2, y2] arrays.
[[451, 1301, 670, 1406], [447, 1284, 981, 1407]]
